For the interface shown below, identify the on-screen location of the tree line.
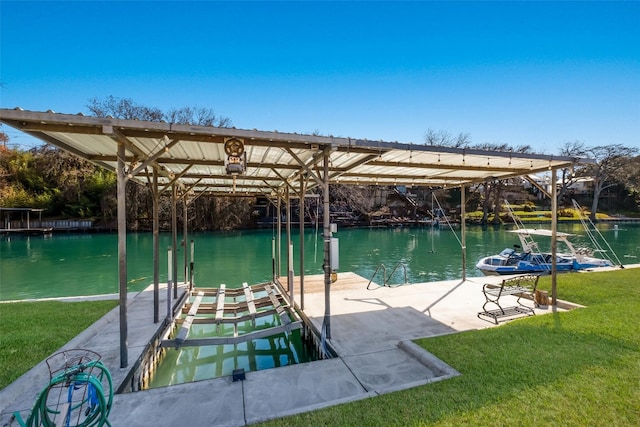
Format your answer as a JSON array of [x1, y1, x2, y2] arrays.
[[1, 98, 639, 229]]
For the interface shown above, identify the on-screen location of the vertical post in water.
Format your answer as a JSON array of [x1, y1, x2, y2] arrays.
[[286, 186, 291, 292], [183, 197, 188, 290], [551, 169, 558, 305], [277, 197, 282, 278], [288, 243, 294, 303], [153, 168, 159, 323], [167, 247, 173, 322], [189, 240, 194, 290], [461, 185, 467, 281], [172, 185, 178, 299], [116, 141, 128, 368], [299, 178, 306, 310], [271, 237, 276, 282], [322, 148, 332, 340]]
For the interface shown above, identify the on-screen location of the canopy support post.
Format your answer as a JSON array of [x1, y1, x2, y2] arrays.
[[461, 185, 467, 281], [153, 168, 159, 323], [116, 141, 128, 368], [172, 185, 178, 298], [183, 196, 188, 287], [286, 186, 292, 293], [551, 168, 558, 305], [277, 197, 282, 278], [299, 179, 306, 310], [322, 148, 332, 340]]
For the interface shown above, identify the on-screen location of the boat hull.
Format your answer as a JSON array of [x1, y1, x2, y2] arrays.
[[475, 252, 604, 276]]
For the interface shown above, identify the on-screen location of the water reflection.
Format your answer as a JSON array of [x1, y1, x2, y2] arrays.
[[2, 223, 639, 301]]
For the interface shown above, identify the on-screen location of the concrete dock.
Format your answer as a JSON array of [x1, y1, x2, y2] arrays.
[[0, 272, 583, 427]]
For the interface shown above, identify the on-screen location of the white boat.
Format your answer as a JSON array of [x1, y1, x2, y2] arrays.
[[476, 228, 614, 276]]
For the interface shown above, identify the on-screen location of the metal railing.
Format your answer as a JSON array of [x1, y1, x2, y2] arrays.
[[367, 261, 408, 289]]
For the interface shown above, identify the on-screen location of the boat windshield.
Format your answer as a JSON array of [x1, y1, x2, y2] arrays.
[[499, 248, 516, 257]]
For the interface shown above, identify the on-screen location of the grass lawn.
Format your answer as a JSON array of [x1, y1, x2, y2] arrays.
[[259, 269, 640, 426], [0, 300, 117, 390], [465, 206, 614, 223]]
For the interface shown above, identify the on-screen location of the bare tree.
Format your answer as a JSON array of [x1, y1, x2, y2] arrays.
[[165, 106, 232, 128], [84, 96, 241, 230], [473, 143, 533, 223], [581, 144, 639, 221], [331, 184, 377, 217], [0, 127, 8, 148], [87, 96, 163, 121], [424, 128, 471, 148], [87, 96, 232, 128], [556, 140, 588, 205], [422, 131, 539, 223], [620, 155, 640, 193]]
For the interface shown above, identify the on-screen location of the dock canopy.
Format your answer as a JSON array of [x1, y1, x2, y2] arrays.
[[0, 107, 590, 368], [0, 108, 586, 194]]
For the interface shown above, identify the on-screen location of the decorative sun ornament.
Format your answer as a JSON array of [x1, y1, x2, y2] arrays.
[[224, 138, 246, 175]]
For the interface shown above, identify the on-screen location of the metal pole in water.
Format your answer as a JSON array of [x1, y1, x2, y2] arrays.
[[286, 186, 291, 292], [272, 237, 276, 282], [153, 168, 159, 323], [190, 239, 194, 290], [183, 197, 188, 288], [172, 185, 178, 299], [167, 247, 173, 322], [277, 197, 282, 278], [289, 243, 294, 303]]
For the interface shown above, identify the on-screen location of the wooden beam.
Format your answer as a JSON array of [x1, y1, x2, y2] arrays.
[[176, 307, 281, 324], [265, 284, 291, 326], [215, 284, 226, 322], [160, 321, 302, 347], [174, 291, 204, 346], [243, 282, 257, 317]]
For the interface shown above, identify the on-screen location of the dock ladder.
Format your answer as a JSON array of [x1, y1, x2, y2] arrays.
[[367, 261, 408, 289]]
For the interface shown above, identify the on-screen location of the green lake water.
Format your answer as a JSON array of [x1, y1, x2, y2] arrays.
[[2, 223, 639, 301], [2, 223, 638, 387]]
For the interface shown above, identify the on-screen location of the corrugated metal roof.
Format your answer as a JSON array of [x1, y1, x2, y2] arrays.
[[0, 108, 588, 196]]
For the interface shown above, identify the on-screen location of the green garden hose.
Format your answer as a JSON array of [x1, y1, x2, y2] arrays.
[[13, 359, 113, 427]]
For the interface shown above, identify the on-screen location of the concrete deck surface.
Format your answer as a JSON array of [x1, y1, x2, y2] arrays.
[[2, 267, 619, 427]]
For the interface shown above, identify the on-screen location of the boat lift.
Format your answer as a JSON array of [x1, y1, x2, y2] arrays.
[[160, 282, 302, 348]]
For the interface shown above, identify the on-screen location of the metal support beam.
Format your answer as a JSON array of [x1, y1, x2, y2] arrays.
[[461, 185, 467, 281], [277, 197, 282, 278], [183, 196, 188, 286], [116, 141, 128, 368], [551, 169, 558, 305], [172, 185, 178, 299], [322, 148, 332, 340], [285, 147, 324, 187], [153, 168, 160, 323], [286, 186, 292, 293], [167, 247, 172, 323], [524, 175, 552, 199], [299, 178, 306, 310], [128, 135, 180, 178]]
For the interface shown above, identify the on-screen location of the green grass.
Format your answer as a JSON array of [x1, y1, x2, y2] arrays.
[[258, 269, 640, 426], [0, 300, 117, 389], [465, 207, 613, 223]]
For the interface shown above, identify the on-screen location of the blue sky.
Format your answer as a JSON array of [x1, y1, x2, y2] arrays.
[[1, 1, 639, 153]]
